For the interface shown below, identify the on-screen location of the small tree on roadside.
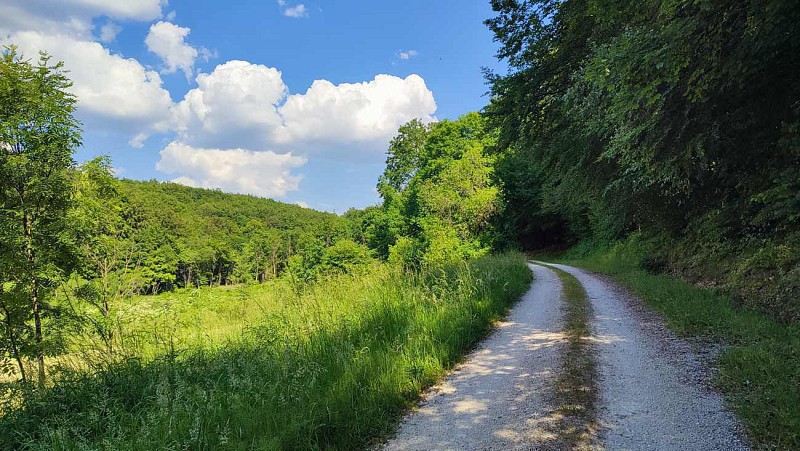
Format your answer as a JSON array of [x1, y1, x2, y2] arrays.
[[0, 46, 81, 387]]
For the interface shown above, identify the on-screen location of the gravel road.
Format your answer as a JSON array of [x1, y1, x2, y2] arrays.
[[545, 263, 748, 450], [383, 263, 567, 450], [382, 262, 749, 450]]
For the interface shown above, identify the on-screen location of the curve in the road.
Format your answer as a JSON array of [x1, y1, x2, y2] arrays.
[[383, 262, 749, 450]]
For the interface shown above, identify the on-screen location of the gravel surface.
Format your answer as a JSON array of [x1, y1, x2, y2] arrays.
[[382, 264, 567, 450], [383, 262, 749, 450], [547, 263, 749, 450]]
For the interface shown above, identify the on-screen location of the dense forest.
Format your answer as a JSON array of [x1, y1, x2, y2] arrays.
[[483, 0, 800, 320], [114, 178, 350, 290]]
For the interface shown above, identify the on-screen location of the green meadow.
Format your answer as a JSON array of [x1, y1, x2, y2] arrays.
[[1, 254, 531, 450]]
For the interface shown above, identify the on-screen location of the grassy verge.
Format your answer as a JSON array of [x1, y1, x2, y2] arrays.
[[540, 264, 598, 449], [0, 253, 532, 450], [553, 239, 800, 448]]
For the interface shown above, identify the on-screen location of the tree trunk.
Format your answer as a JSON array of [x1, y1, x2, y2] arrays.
[[24, 213, 45, 388], [0, 300, 26, 384], [102, 291, 113, 353]]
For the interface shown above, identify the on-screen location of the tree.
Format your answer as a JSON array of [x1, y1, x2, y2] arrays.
[[378, 113, 501, 267], [0, 47, 81, 387], [70, 157, 143, 353], [320, 239, 370, 274], [380, 119, 430, 192], [236, 224, 285, 283], [0, 277, 30, 382], [484, 0, 800, 318], [136, 224, 178, 294]]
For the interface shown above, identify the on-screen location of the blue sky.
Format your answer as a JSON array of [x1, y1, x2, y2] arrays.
[[1, 1, 505, 212]]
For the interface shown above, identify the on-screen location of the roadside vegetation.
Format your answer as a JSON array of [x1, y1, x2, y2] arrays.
[[485, 0, 800, 322], [555, 237, 800, 447], [1, 254, 531, 449]]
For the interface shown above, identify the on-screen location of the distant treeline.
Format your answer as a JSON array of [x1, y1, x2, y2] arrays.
[[482, 0, 800, 320], [114, 178, 366, 291]]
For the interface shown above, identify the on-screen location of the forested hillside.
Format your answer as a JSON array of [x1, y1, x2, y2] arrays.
[[484, 0, 800, 320], [116, 178, 344, 290]]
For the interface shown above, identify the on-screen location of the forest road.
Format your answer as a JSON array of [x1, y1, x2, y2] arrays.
[[543, 262, 748, 451], [381, 262, 750, 450]]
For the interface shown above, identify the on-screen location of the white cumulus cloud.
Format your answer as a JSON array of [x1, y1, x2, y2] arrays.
[[162, 61, 437, 196], [145, 21, 208, 80], [173, 60, 287, 149], [156, 142, 307, 198], [276, 74, 437, 149], [171, 61, 437, 159], [6, 31, 174, 138]]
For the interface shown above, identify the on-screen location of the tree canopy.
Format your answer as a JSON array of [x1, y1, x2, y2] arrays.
[[485, 0, 800, 319], [375, 113, 501, 267]]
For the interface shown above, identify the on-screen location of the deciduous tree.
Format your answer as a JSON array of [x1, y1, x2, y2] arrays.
[[0, 47, 81, 386]]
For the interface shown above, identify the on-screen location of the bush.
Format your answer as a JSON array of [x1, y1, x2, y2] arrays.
[[320, 239, 371, 274]]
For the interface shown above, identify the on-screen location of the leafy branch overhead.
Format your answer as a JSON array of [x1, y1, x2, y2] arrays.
[[485, 0, 800, 320]]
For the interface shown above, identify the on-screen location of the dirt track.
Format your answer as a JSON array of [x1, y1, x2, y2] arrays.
[[382, 262, 748, 450]]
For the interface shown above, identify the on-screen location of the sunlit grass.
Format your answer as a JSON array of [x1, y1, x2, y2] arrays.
[[0, 253, 531, 450]]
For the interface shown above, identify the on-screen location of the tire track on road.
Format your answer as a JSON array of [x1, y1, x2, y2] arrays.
[[545, 262, 749, 450]]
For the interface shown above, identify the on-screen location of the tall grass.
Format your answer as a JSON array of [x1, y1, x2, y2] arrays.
[[554, 238, 800, 448], [0, 253, 531, 450]]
